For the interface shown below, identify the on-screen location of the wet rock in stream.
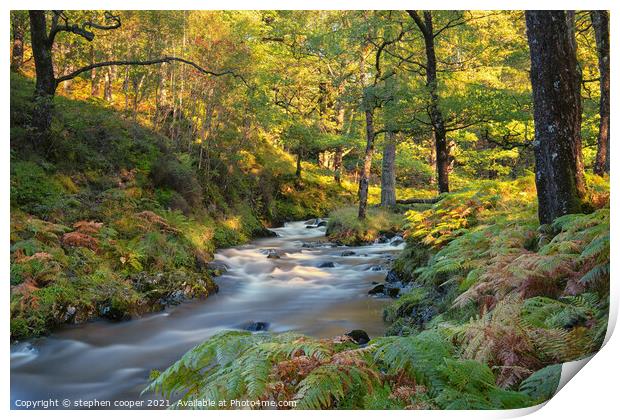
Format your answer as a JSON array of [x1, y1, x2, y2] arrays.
[[368, 284, 385, 295], [207, 261, 229, 276], [340, 250, 356, 257], [240, 321, 270, 332], [318, 261, 335, 268], [368, 284, 400, 298], [385, 269, 402, 284], [390, 236, 405, 246], [345, 329, 370, 345]]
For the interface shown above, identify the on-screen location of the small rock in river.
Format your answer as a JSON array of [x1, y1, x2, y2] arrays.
[[345, 329, 370, 345], [318, 261, 335, 268], [390, 236, 404, 246], [386, 286, 400, 298], [368, 284, 385, 295], [265, 249, 284, 259], [207, 261, 229, 276], [341, 251, 355, 257], [385, 269, 401, 284], [242, 321, 270, 332]]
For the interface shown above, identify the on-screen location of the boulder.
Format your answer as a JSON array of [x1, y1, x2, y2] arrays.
[[318, 262, 335, 268], [345, 329, 370, 345], [341, 250, 356, 257], [317, 220, 328, 227]]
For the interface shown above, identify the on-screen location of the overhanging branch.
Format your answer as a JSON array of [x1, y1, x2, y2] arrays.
[[55, 56, 249, 87]]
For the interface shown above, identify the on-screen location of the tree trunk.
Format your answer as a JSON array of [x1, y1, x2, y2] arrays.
[[380, 132, 397, 207], [412, 11, 450, 193], [591, 10, 610, 175], [334, 146, 343, 184], [358, 104, 375, 219], [11, 12, 26, 72], [29, 11, 57, 136], [90, 45, 98, 96], [525, 11, 586, 225], [103, 67, 113, 101], [566, 12, 586, 186], [296, 152, 303, 179]]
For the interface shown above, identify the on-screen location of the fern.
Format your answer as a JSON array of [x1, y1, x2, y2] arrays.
[[519, 364, 561, 402], [373, 330, 452, 391]]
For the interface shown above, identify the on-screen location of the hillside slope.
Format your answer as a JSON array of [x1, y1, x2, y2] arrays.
[[10, 74, 353, 339]]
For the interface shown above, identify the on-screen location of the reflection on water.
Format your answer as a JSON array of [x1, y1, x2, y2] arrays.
[[11, 220, 404, 408]]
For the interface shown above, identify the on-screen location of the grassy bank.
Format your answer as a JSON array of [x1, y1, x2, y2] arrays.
[[326, 206, 404, 245], [10, 74, 353, 339]]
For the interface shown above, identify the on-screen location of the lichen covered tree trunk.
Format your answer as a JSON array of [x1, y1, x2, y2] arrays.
[[380, 132, 397, 207], [358, 104, 375, 219], [29, 11, 57, 137], [591, 10, 610, 175], [525, 10, 586, 225], [334, 146, 343, 184], [11, 12, 26, 72]]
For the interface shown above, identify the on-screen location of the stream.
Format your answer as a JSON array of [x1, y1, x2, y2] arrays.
[[10, 220, 405, 409]]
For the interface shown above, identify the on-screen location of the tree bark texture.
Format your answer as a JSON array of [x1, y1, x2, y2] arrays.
[[409, 11, 450, 193], [591, 10, 610, 175], [525, 11, 586, 225], [29, 11, 57, 136], [11, 12, 26, 72], [380, 132, 397, 207]]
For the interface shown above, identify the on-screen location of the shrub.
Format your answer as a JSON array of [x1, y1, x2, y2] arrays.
[[11, 161, 65, 217], [150, 156, 203, 207]]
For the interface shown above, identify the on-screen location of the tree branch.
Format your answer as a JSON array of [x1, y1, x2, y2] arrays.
[[407, 10, 429, 38], [48, 11, 121, 46], [55, 56, 249, 87], [482, 129, 532, 150], [396, 196, 441, 205]]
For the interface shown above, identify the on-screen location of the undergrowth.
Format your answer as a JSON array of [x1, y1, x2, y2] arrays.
[[148, 176, 609, 410]]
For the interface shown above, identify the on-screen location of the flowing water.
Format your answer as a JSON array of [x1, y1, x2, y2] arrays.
[[10, 220, 404, 409]]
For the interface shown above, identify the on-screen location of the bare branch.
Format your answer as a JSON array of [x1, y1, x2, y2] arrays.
[[55, 56, 249, 87], [482, 129, 532, 150], [48, 11, 121, 46]]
